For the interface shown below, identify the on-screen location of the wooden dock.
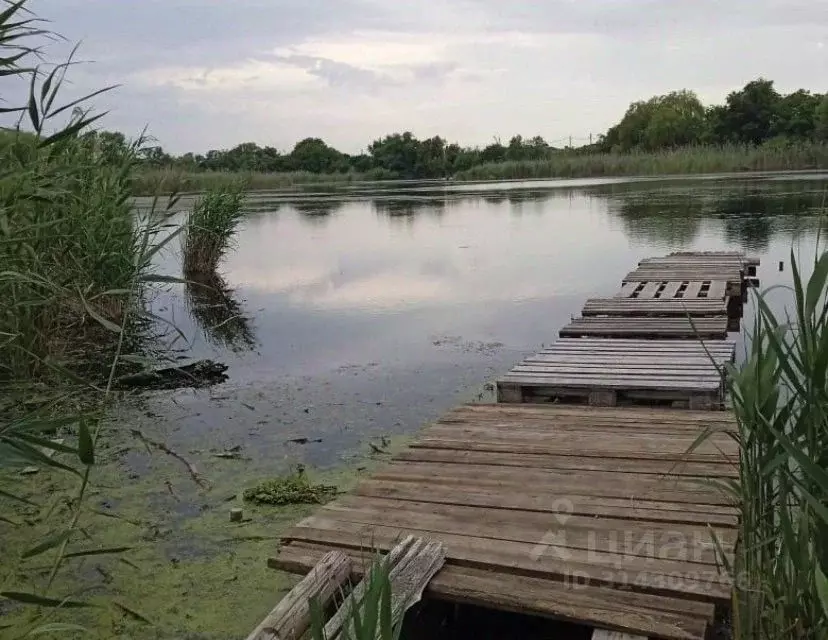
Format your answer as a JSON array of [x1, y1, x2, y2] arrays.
[[266, 252, 758, 640], [271, 405, 739, 640]]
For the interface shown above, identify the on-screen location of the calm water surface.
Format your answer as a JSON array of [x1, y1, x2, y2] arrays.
[[135, 172, 828, 468]]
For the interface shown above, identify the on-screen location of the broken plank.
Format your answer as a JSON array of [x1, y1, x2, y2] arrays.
[[245, 550, 350, 640]]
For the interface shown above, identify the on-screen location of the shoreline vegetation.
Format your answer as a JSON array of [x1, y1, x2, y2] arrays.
[[134, 142, 828, 195], [125, 78, 828, 195]]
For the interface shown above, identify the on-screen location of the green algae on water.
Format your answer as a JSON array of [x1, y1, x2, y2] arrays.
[[243, 467, 338, 506]]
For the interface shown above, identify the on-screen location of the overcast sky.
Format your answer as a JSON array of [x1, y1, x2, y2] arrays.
[[35, 0, 828, 154]]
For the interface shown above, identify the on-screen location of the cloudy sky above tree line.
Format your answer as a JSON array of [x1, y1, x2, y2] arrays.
[[38, 0, 828, 154]]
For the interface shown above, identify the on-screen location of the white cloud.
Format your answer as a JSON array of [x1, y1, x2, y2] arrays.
[[133, 59, 320, 93]]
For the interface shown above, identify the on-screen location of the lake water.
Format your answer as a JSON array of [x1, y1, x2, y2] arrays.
[[135, 171, 828, 469], [123, 171, 828, 486]]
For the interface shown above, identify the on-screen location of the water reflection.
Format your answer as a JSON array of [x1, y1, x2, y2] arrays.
[[184, 272, 257, 352], [373, 198, 447, 219], [290, 200, 343, 223], [602, 180, 827, 251]]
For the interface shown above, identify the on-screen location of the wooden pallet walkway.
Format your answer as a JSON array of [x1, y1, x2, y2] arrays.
[[270, 404, 739, 640], [560, 317, 728, 339], [496, 339, 734, 409]]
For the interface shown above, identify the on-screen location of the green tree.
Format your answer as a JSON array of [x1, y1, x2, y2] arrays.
[[290, 137, 342, 173], [368, 132, 421, 177], [718, 78, 780, 144], [480, 141, 506, 163], [643, 91, 706, 149], [773, 89, 820, 139], [815, 95, 828, 141]]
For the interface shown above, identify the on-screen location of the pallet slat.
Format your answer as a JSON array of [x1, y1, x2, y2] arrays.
[[559, 316, 728, 339]]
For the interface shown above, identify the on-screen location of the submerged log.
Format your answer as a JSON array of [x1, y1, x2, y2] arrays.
[[116, 359, 228, 390]]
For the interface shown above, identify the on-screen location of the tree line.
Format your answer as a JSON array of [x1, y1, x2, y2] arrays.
[[108, 78, 828, 180], [600, 79, 828, 152]]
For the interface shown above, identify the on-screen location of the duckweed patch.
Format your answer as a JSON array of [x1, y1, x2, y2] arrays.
[[243, 467, 339, 505]]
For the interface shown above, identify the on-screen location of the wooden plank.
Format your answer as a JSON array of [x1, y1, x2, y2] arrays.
[[245, 550, 350, 640], [273, 543, 712, 640], [497, 376, 722, 391], [660, 281, 683, 299], [355, 480, 739, 527], [624, 270, 742, 284], [281, 521, 732, 602], [446, 403, 737, 424], [370, 467, 732, 507], [559, 317, 728, 339], [682, 282, 704, 300], [592, 630, 647, 640], [638, 281, 664, 299], [320, 496, 736, 558], [616, 282, 642, 298], [422, 424, 735, 451], [395, 447, 738, 478], [582, 299, 728, 317], [540, 338, 736, 352], [325, 536, 445, 640], [414, 437, 734, 464], [707, 281, 727, 299]]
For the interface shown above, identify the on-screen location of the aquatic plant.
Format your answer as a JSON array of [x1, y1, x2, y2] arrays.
[[711, 251, 828, 639], [244, 468, 338, 506], [181, 183, 247, 275]]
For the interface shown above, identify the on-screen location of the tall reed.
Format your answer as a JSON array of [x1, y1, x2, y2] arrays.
[[1, 1, 179, 635], [455, 143, 828, 182], [181, 184, 246, 275], [723, 251, 828, 638]]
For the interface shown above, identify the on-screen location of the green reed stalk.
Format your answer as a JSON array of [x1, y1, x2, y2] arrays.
[[724, 251, 828, 638]]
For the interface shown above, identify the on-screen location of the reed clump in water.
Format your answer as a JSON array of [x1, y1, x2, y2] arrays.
[[715, 252, 828, 639], [181, 183, 246, 275]]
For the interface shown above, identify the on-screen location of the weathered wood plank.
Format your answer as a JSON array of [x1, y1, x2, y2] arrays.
[[559, 316, 728, 339], [660, 281, 684, 299], [355, 480, 739, 527], [638, 281, 664, 299], [707, 281, 727, 299], [273, 543, 712, 640], [682, 282, 704, 299], [395, 447, 739, 477], [616, 282, 642, 298], [281, 522, 732, 602], [592, 630, 647, 640], [246, 550, 350, 640], [582, 299, 728, 317], [325, 536, 445, 640]]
